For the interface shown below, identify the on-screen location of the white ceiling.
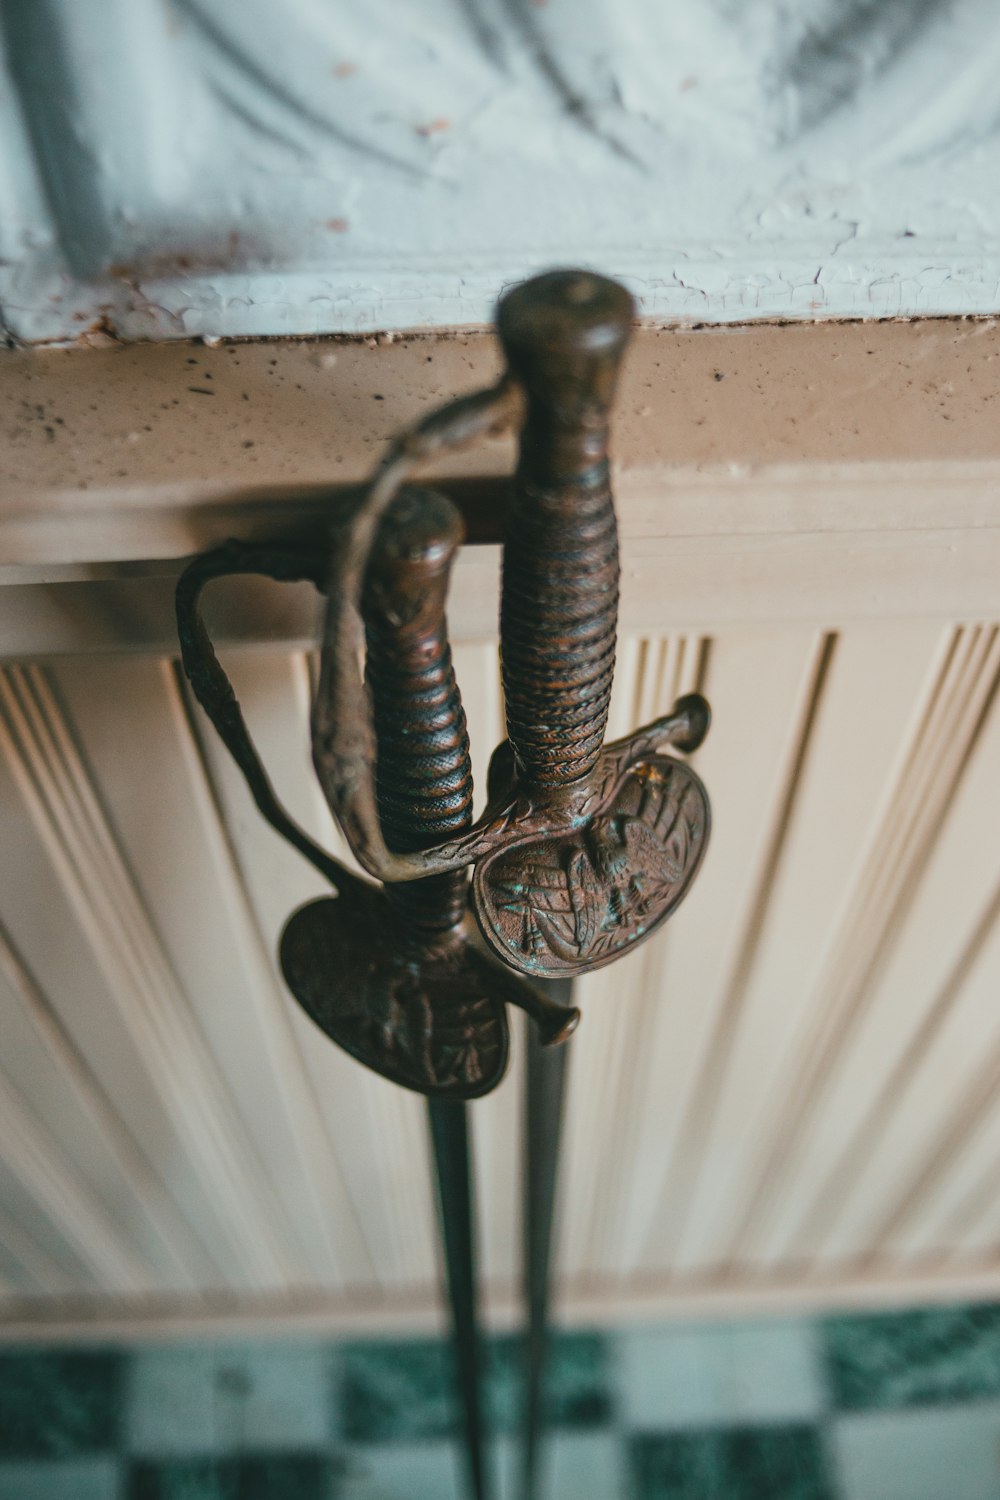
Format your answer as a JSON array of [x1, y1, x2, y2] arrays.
[[4, 0, 1000, 341]]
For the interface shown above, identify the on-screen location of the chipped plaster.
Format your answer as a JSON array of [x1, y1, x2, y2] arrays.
[[3, 0, 1000, 341]]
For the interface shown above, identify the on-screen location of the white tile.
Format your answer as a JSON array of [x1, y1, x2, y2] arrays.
[[616, 1318, 824, 1430], [214, 1342, 331, 1450], [351, 1436, 624, 1500], [833, 1404, 1000, 1500], [125, 1341, 331, 1455], [495, 1432, 625, 1500], [340, 1441, 463, 1500], [125, 1345, 217, 1455], [0, 1457, 120, 1500], [548, 1430, 626, 1500]]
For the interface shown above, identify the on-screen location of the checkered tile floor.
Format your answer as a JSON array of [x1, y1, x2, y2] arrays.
[[3, 1302, 1000, 1497]]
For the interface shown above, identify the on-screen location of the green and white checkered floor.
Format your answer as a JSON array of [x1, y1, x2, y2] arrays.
[[3, 1302, 1000, 1497]]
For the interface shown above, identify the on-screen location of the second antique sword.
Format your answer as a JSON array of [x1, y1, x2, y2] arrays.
[[313, 269, 712, 985]]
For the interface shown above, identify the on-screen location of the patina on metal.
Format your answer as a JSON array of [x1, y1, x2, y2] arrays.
[[177, 490, 576, 1100], [521, 977, 574, 1500], [312, 269, 711, 981], [176, 265, 713, 1500], [279, 486, 577, 1096], [177, 266, 711, 1086]]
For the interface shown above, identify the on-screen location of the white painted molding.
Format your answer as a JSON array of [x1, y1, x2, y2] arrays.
[[718, 627, 1000, 1267], [163, 661, 378, 1284], [0, 625, 999, 1319], [4, 1257, 1000, 1346], [0, 1200, 79, 1297], [2, 318, 1000, 652]]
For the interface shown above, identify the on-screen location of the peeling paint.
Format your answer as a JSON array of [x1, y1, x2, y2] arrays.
[[3, 0, 1000, 341]]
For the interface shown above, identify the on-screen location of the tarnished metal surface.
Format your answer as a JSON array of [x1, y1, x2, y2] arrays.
[[497, 271, 628, 787], [475, 755, 709, 979], [284, 485, 510, 1097], [177, 267, 710, 1094], [280, 487, 574, 1097], [364, 487, 474, 936], [312, 269, 711, 979], [177, 491, 575, 1100]]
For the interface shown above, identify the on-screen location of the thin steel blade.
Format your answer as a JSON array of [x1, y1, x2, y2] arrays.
[[521, 982, 574, 1500], [428, 1096, 492, 1500]]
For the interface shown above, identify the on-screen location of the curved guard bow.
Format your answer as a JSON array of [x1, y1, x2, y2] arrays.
[[176, 268, 711, 1095]]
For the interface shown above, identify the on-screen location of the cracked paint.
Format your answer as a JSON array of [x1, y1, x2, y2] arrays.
[[3, 0, 1000, 342]]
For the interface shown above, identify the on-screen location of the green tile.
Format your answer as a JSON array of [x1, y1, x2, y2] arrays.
[[232, 1454, 342, 1499], [488, 1331, 613, 1432], [0, 1457, 120, 1500], [0, 1349, 123, 1459], [338, 1330, 612, 1444], [495, 1430, 626, 1500], [630, 1425, 834, 1500], [340, 1339, 454, 1444], [823, 1302, 1000, 1411], [126, 1453, 339, 1499]]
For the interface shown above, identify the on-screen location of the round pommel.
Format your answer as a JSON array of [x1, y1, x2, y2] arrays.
[[365, 486, 465, 636], [497, 269, 635, 429]]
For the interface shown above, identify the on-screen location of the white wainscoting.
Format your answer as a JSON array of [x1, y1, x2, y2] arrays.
[[2, 315, 1000, 1336], [0, 616, 998, 1335]]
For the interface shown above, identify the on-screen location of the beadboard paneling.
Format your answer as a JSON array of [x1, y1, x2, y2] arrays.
[[1, 620, 999, 1328]]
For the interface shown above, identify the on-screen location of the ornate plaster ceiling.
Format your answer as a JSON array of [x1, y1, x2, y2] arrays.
[[3, 0, 1000, 341]]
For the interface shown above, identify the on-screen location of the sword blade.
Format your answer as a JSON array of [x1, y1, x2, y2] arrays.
[[521, 979, 574, 1500], [428, 1096, 492, 1500]]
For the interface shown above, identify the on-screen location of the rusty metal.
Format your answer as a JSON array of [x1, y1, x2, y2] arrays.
[[178, 492, 577, 1100], [427, 1096, 491, 1500], [311, 269, 711, 981], [177, 266, 713, 1500], [177, 266, 711, 1091], [279, 487, 578, 1095], [521, 978, 574, 1500], [279, 484, 510, 1098]]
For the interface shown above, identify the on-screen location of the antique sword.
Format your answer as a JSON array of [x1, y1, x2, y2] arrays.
[[176, 266, 713, 1500], [312, 270, 711, 985]]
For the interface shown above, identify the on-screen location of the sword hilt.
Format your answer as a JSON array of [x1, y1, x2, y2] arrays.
[[364, 487, 473, 938], [497, 270, 634, 791], [364, 486, 581, 1047]]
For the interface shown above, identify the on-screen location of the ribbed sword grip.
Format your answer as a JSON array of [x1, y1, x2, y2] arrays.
[[364, 487, 473, 935], [497, 269, 634, 791]]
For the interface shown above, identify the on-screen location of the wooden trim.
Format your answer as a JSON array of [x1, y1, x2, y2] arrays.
[[2, 319, 1000, 652], [3, 1258, 1000, 1344]]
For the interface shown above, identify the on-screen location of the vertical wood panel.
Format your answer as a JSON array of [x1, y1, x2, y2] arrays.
[[191, 649, 436, 1293], [560, 634, 706, 1285], [52, 653, 379, 1288], [0, 663, 297, 1292], [0, 1163, 94, 1295], [0, 1072, 153, 1293], [759, 630, 1000, 1270], [0, 923, 206, 1290], [623, 627, 834, 1278], [668, 622, 947, 1278], [2, 617, 1000, 1315]]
